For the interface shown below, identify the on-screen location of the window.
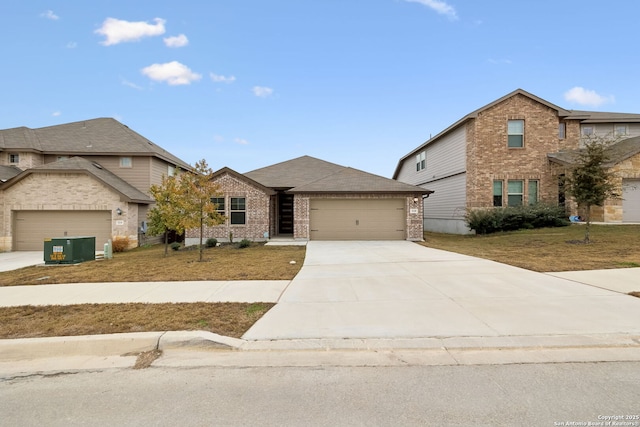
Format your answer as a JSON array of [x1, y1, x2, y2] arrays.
[[614, 125, 627, 137], [581, 125, 594, 136], [528, 180, 539, 205], [57, 155, 69, 161], [416, 151, 426, 171], [507, 120, 524, 148], [493, 181, 503, 207], [558, 123, 566, 139], [168, 165, 176, 176], [119, 157, 132, 168], [507, 180, 524, 206], [9, 153, 19, 164], [230, 197, 246, 225], [211, 197, 225, 216]]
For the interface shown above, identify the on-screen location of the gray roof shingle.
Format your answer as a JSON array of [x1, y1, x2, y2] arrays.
[[244, 155, 431, 194], [547, 136, 640, 167], [0, 118, 191, 170]]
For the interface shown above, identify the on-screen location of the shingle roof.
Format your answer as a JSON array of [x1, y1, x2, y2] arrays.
[[244, 156, 346, 189], [244, 155, 430, 194], [0, 165, 22, 182], [565, 110, 640, 123], [2, 156, 153, 203], [0, 118, 191, 170], [212, 167, 276, 195], [547, 136, 640, 168]]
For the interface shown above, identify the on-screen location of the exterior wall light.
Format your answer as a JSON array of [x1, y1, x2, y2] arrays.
[[116, 208, 122, 215]]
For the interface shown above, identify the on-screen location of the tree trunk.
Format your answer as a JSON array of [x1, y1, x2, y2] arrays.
[[199, 216, 204, 262], [584, 205, 591, 244]]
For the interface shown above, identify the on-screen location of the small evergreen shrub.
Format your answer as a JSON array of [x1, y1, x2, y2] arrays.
[[466, 204, 569, 234], [238, 239, 251, 248], [205, 238, 218, 248], [170, 242, 181, 251]]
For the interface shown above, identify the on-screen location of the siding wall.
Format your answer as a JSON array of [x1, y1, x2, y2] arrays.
[[581, 123, 640, 139]]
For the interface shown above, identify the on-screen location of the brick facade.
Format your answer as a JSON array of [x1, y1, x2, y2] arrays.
[[190, 171, 271, 242], [0, 172, 138, 251], [466, 93, 579, 210]]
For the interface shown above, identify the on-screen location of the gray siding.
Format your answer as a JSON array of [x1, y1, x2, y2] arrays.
[[151, 157, 172, 187], [423, 172, 467, 219], [68, 155, 152, 194], [396, 125, 466, 186]]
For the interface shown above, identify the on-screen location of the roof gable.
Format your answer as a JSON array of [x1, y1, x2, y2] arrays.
[[212, 167, 276, 195], [2, 156, 153, 203], [547, 136, 640, 167]]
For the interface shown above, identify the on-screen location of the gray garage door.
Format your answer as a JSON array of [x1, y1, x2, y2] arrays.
[[309, 199, 405, 240], [623, 179, 640, 222], [14, 211, 112, 251]]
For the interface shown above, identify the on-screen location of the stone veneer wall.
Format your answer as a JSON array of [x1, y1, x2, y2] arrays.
[[466, 93, 580, 210], [292, 193, 424, 241], [191, 172, 271, 242], [0, 172, 137, 251]]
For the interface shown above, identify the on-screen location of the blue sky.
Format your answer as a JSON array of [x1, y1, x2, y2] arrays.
[[2, 1, 639, 177]]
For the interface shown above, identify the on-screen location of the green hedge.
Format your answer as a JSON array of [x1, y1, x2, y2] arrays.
[[465, 204, 570, 234]]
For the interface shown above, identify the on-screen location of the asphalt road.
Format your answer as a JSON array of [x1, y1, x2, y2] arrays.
[[2, 361, 639, 426]]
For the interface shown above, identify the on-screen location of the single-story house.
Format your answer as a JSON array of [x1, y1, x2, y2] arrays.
[[186, 156, 432, 243]]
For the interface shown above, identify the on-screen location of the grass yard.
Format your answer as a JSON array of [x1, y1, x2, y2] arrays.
[[0, 302, 273, 339], [0, 242, 305, 287], [421, 224, 640, 272]]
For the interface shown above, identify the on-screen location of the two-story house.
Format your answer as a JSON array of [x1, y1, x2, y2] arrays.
[[0, 118, 191, 251], [393, 89, 640, 234]]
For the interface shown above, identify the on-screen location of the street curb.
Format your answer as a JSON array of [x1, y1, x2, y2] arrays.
[[2, 332, 640, 362]]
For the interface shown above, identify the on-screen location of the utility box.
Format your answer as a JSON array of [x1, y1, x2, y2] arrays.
[[44, 237, 96, 265]]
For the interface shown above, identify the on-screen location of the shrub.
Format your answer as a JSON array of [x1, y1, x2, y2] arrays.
[[205, 238, 218, 248], [170, 242, 181, 251], [238, 239, 251, 248], [466, 204, 569, 234], [112, 237, 130, 252]]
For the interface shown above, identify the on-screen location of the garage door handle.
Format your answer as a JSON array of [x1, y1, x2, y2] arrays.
[[356, 220, 359, 226]]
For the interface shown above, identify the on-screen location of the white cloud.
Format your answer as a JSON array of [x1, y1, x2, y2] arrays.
[[564, 87, 614, 107], [66, 42, 77, 49], [252, 86, 273, 97], [121, 79, 143, 90], [141, 61, 202, 85], [213, 135, 225, 143], [210, 73, 236, 83], [41, 10, 59, 20], [95, 17, 166, 46], [163, 34, 188, 48], [404, 0, 458, 20], [52, 111, 61, 117], [234, 138, 249, 145]]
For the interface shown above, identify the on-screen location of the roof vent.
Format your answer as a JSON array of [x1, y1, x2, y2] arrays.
[[92, 162, 103, 169]]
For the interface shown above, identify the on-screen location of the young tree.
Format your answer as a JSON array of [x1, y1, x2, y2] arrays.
[[563, 136, 620, 243], [148, 173, 185, 256], [178, 159, 224, 261]]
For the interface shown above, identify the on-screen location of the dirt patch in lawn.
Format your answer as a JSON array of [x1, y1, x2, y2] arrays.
[[0, 302, 274, 339]]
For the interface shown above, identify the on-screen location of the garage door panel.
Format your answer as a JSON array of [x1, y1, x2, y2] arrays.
[[310, 199, 405, 240], [14, 211, 112, 251], [623, 180, 640, 222]]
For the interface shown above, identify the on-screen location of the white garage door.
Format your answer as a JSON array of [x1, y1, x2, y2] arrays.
[[623, 179, 640, 222], [309, 199, 405, 240], [14, 211, 112, 251]]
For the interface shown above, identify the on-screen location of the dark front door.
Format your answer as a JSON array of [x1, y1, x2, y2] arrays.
[[278, 193, 294, 234]]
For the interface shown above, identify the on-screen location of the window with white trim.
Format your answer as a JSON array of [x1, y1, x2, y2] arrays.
[[581, 125, 594, 136], [230, 197, 246, 225], [558, 123, 566, 139], [119, 156, 132, 168], [507, 180, 524, 206], [211, 197, 225, 216], [416, 151, 426, 171], [614, 125, 627, 137], [507, 120, 524, 148], [9, 153, 19, 164], [168, 165, 176, 176]]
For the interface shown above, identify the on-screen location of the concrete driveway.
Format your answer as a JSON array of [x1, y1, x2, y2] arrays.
[[243, 241, 640, 340], [0, 252, 43, 272]]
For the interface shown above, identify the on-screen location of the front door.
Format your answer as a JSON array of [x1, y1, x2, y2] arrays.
[[278, 193, 294, 234]]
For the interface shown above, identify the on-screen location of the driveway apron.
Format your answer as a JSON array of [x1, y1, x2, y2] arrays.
[[243, 241, 640, 340]]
